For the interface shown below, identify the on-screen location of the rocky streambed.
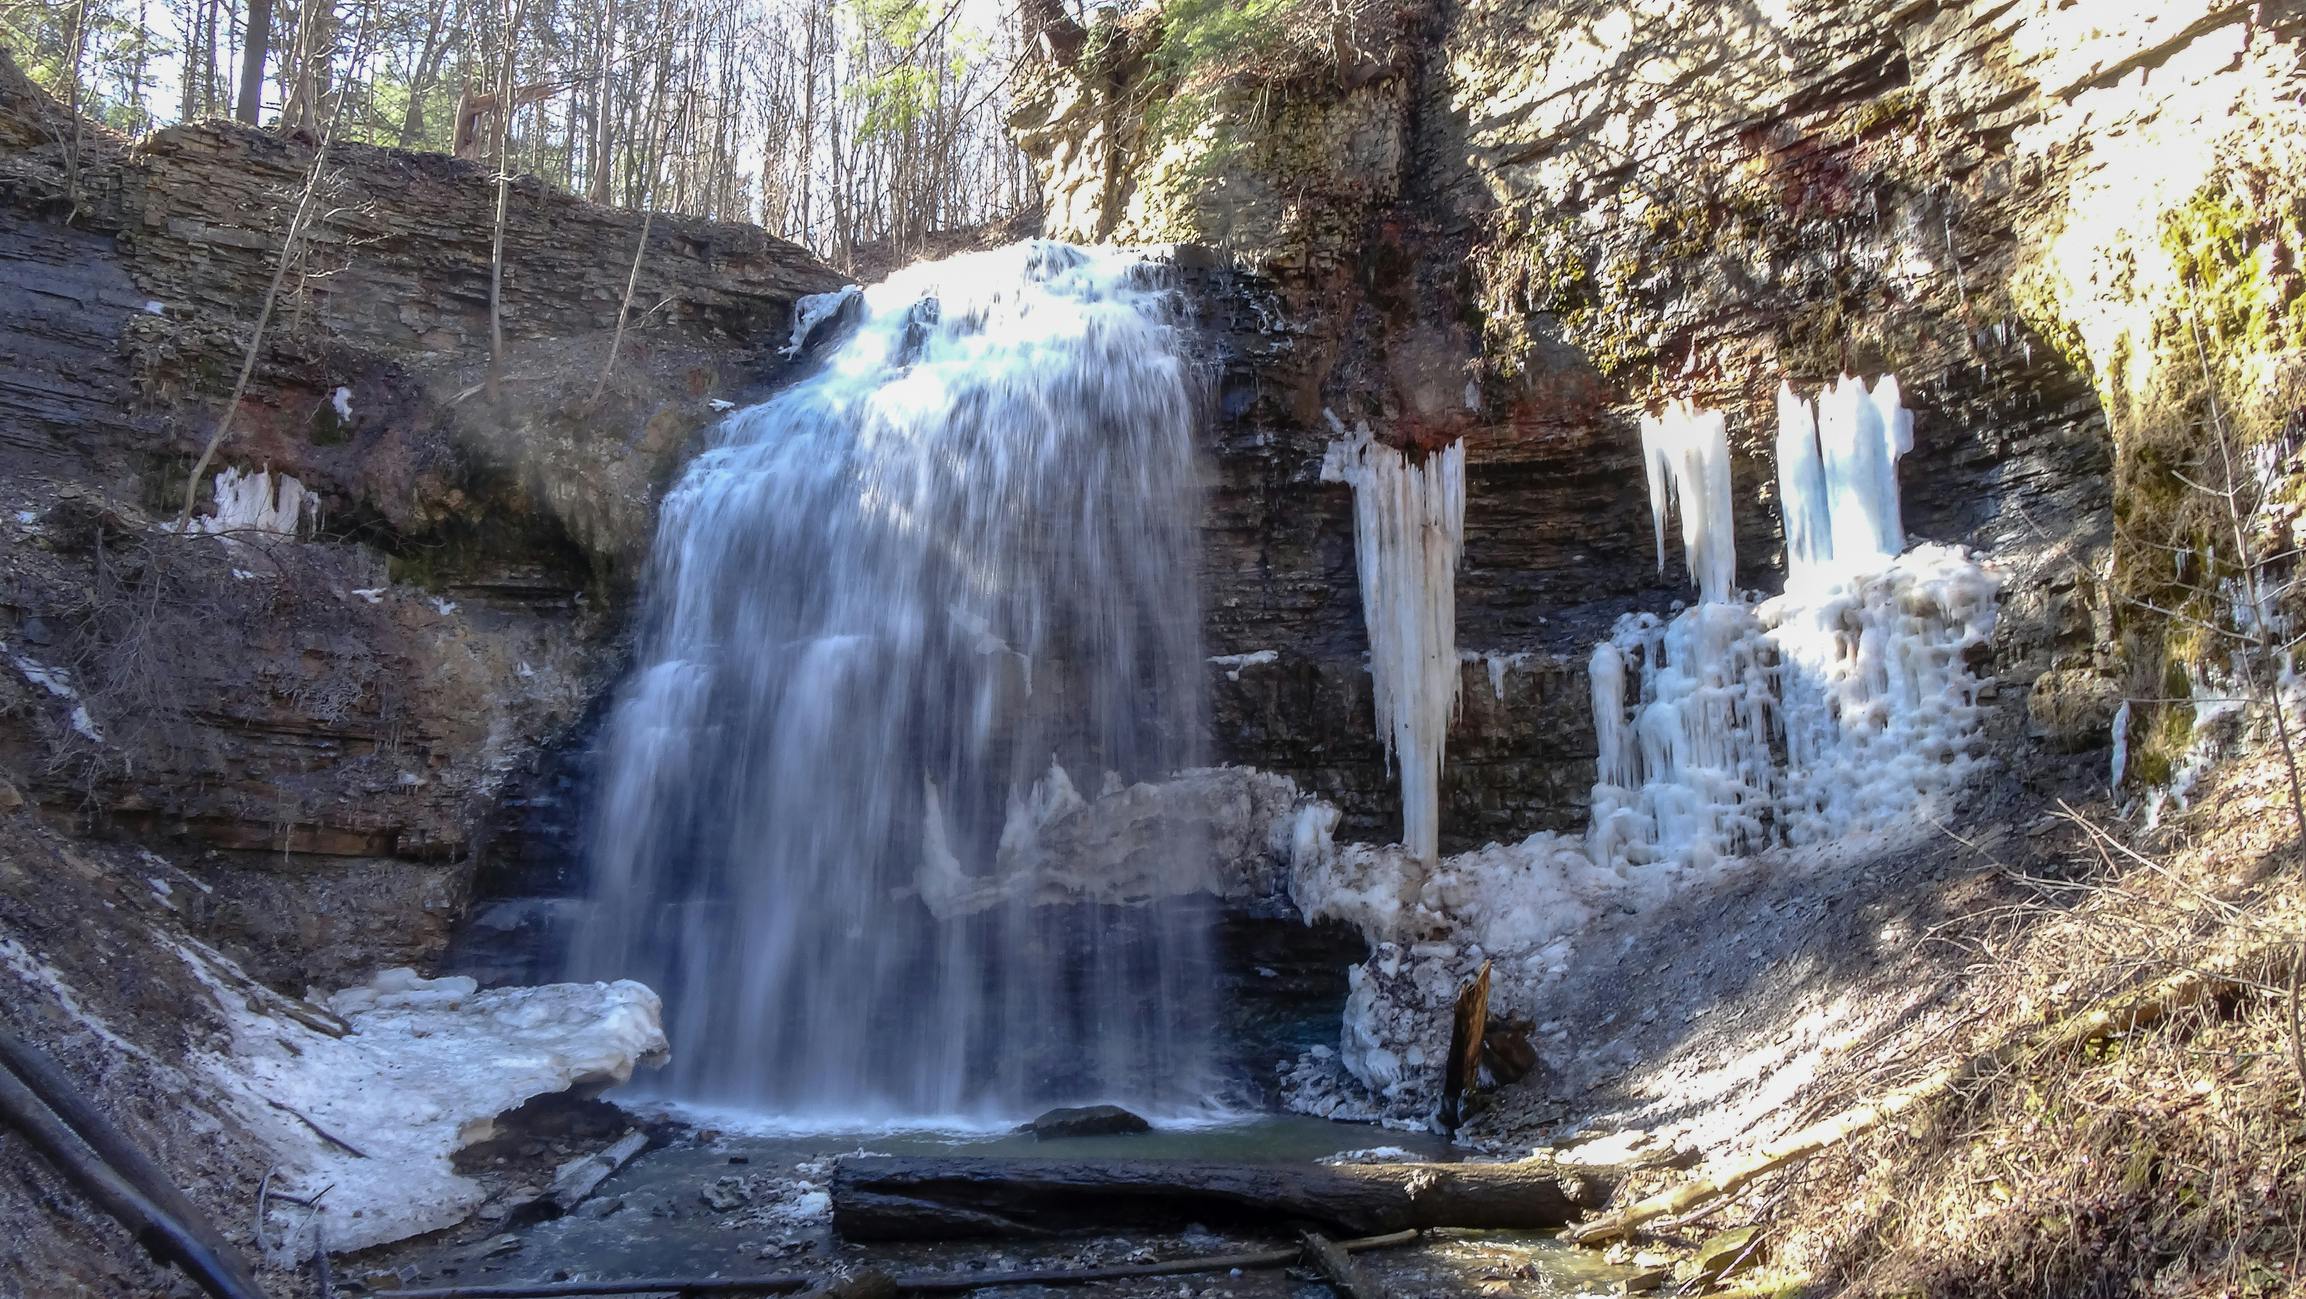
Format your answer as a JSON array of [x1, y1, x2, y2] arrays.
[[353, 1113, 1634, 1298]]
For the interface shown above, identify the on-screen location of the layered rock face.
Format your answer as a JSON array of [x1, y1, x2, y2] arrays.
[[0, 53, 844, 988], [1018, 0, 2306, 851]]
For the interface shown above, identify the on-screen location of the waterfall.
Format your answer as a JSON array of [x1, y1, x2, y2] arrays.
[[571, 242, 1215, 1121]]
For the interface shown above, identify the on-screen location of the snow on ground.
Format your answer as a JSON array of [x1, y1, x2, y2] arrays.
[[169, 948, 667, 1259]]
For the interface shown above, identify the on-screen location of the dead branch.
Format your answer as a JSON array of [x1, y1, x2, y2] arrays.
[[1299, 1230, 1389, 1299], [0, 1054, 267, 1299], [176, 15, 375, 530]]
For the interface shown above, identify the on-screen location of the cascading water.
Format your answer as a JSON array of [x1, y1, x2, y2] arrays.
[[571, 242, 1216, 1121]]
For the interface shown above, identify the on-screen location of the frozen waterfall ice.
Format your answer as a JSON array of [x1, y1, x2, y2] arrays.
[[1287, 378, 2001, 1109], [1639, 399, 1738, 604], [1777, 374, 1914, 583], [570, 242, 1216, 1121], [1322, 419, 1467, 864], [1590, 379, 1997, 869]]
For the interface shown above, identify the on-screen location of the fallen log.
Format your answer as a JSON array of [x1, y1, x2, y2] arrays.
[[0, 1029, 267, 1295], [830, 1156, 1612, 1240], [0, 1061, 268, 1299], [376, 1278, 812, 1298]]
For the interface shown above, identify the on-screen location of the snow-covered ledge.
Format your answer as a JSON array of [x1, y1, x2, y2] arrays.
[[176, 950, 667, 1258]]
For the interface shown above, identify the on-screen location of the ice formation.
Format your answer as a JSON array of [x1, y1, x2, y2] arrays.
[[782, 284, 862, 356], [1776, 375, 1913, 582], [1321, 417, 1467, 863], [1284, 376, 2004, 1111], [1209, 649, 1279, 680], [1639, 399, 1737, 602], [185, 466, 314, 537], [178, 954, 665, 1257], [1591, 382, 1997, 870]]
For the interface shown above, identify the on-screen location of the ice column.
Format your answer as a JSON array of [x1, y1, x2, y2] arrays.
[[1323, 418, 1467, 864], [1780, 374, 1913, 581], [1638, 400, 1738, 603]]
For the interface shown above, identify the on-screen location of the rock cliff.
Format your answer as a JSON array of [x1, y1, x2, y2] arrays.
[[1021, 0, 2305, 850], [0, 50, 844, 989]]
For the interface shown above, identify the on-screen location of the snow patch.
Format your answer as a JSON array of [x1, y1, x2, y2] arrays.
[[1208, 649, 1278, 680], [175, 953, 668, 1258], [2, 641, 103, 740], [329, 386, 354, 421]]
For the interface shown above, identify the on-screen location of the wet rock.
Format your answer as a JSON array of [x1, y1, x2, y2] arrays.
[[1019, 1104, 1152, 1140], [701, 1176, 752, 1211]]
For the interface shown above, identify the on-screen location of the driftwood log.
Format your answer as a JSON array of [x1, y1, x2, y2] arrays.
[[830, 1156, 1612, 1240]]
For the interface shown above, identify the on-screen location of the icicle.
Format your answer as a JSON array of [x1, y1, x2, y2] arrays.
[[1775, 381, 1831, 581], [2109, 699, 2131, 788], [1323, 416, 1467, 864], [1587, 373, 1999, 875], [1637, 401, 1737, 604], [186, 467, 314, 538], [1775, 374, 1913, 581]]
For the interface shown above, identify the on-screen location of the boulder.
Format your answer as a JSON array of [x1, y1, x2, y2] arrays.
[[1019, 1104, 1152, 1140]]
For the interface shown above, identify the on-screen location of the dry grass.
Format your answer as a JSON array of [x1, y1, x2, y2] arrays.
[[1688, 744, 2306, 1297]]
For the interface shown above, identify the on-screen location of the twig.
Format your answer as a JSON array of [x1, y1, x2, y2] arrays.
[[176, 11, 376, 529], [2290, 944, 2306, 1109], [264, 1098, 369, 1158], [255, 1165, 274, 1256]]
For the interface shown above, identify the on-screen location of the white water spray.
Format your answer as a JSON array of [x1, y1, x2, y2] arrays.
[[572, 243, 1216, 1120]]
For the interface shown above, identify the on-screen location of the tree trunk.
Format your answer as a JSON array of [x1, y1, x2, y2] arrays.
[[235, 0, 272, 122], [828, 1157, 1614, 1241]]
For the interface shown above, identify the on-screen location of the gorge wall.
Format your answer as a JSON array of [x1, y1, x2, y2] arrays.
[[0, 51, 844, 990], [1025, 0, 2306, 854]]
